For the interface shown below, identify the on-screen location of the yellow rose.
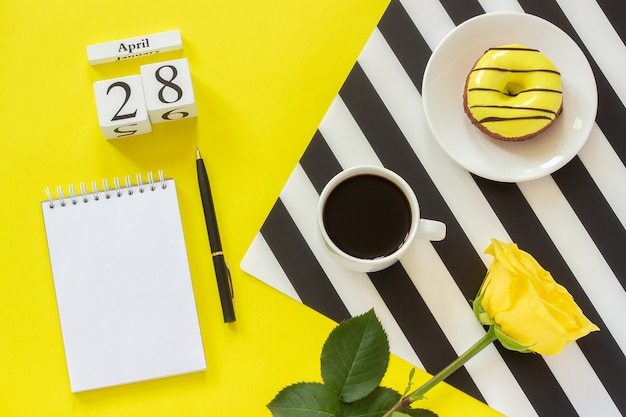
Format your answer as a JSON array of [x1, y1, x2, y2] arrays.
[[475, 239, 599, 355]]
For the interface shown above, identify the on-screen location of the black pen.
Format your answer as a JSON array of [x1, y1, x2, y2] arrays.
[[196, 147, 236, 323]]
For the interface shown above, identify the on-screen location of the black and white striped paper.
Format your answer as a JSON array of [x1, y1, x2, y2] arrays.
[[241, 1, 626, 416]]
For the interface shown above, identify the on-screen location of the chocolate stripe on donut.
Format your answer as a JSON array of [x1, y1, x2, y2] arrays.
[[471, 67, 561, 75], [487, 46, 540, 52], [468, 87, 562, 94], [477, 115, 553, 123], [470, 105, 558, 115]]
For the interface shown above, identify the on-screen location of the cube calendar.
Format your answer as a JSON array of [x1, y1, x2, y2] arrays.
[[93, 75, 152, 140], [93, 58, 197, 139], [140, 58, 197, 124]]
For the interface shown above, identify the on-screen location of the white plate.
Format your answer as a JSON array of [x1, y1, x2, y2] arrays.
[[422, 12, 597, 182]]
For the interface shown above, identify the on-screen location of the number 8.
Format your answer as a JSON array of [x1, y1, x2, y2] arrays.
[[155, 65, 183, 104]]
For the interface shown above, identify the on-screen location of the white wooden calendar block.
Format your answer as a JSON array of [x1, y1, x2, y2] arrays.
[[93, 75, 152, 140], [140, 58, 198, 124], [86, 30, 183, 65]]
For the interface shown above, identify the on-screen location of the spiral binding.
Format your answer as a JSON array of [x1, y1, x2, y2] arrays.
[[44, 170, 167, 209]]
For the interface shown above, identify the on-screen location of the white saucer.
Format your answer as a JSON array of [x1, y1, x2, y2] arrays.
[[422, 12, 597, 182]]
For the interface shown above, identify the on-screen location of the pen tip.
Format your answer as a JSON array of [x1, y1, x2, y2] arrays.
[[196, 147, 201, 159]]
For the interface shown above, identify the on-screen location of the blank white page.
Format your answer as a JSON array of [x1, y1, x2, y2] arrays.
[[42, 176, 206, 392]]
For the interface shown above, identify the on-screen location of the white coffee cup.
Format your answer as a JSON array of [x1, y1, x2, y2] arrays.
[[318, 166, 446, 272]]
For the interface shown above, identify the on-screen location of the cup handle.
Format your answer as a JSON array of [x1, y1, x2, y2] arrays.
[[415, 219, 446, 242]]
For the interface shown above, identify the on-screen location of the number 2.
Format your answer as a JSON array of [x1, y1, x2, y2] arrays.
[[107, 81, 137, 121]]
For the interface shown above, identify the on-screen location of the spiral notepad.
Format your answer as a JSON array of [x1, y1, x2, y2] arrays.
[[41, 171, 206, 392]]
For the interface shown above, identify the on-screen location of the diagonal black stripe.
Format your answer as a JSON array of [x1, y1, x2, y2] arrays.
[[518, 0, 626, 165], [261, 199, 351, 323], [438, 0, 484, 25], [494, 346, 576, 416], [378, 0, 431, 94], [596, 0, 626, 46], [300, 130, 342, 194], [474, 176, 626, 415], [370, 264, 484, 402], [552, 158, 626, 291]]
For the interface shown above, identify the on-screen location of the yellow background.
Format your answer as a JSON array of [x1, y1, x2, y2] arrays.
[[0, 1, 502, 415]]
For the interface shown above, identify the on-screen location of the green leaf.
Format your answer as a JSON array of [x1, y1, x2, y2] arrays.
[[321, 309, 390, 403], [267, 382, 340, 417], [338, 387, 401, 417], [390, 413, 411, 417]]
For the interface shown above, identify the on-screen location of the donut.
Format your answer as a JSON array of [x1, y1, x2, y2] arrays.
[[463, 43, 563, 141]]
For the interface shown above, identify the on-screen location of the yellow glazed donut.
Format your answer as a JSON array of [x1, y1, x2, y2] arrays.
[[463, 43, 563, 141]]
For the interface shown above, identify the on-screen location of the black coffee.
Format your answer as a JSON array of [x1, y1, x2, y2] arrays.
[[322, 174, 412, 260]]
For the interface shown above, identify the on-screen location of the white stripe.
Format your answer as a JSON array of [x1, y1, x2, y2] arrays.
[[543, 344, 622, 417], [518, 177, 626, 355], [578, 124, 626, 228], [280, 163, 423, 368], [319, 96, 382, 167], [557, 0, 626, 108], [357, 26, 538, 417], [478, 0, 524, 13], [240, 234, 301, 302], [398, 0, 455, 50], [547, 0, 626, 228]]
